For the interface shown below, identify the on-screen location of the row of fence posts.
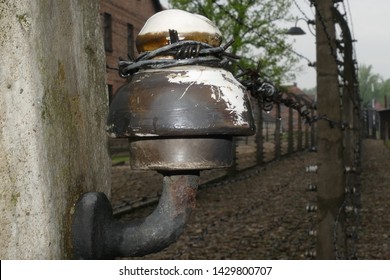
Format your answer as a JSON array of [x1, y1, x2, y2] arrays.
[[230, 96, 316, 172], [227, 0, 366, 259]]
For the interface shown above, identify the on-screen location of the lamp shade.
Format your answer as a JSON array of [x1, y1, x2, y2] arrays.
[[286, 26, 306, 35]]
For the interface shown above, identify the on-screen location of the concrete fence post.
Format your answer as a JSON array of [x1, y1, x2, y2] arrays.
[[315, 0, 346, 259], [256, 99, 264, 165], [297, 111, 303, 151], [288, 107, 294, 154], [0, 0, 111, 259], [274, 103, 281, 159]]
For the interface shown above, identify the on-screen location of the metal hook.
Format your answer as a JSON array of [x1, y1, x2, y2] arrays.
[[72, 172, 199, 259]]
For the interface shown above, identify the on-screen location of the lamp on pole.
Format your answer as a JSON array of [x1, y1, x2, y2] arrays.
[[286, 18, 315, 36]]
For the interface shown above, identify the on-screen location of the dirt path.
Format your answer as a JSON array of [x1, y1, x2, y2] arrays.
[[357, 139, 390, 259], [111, 139, 390, 259]]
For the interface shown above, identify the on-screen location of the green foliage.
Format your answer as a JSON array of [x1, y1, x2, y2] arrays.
[[359, 64, 381, 106], [111, 155, 129, 164], [358, 64, 390, 107], [379, 79, 390, 103], [168, 0, 297, 84]]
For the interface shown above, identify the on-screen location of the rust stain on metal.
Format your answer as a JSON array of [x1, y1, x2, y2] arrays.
[[136, 31, 222, 52], [166, 174, 199, 215]]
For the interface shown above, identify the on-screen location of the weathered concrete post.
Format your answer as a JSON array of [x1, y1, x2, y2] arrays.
[[274, 103, 282, 159], [297, 110, 303, 151], [310, 107, 316, 148], [255, 99, 264, 165], [0, 0, 111, 259], [287, 107, 294, 154], [315, 0, 346, 259]]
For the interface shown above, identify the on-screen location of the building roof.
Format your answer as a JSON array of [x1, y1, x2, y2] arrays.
[[378, 108, 390, 113]]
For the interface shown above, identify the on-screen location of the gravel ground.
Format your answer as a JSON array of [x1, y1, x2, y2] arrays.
[[356, 139, 390, 259], [111, 139, 389, 259]]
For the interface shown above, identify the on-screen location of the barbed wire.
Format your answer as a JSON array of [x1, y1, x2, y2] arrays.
[[293, 0, 311, 21], [237, 71, 361, 131], [333, 140, 362, 259], [326, 0, 362, 260], [310, 0, 339, 64], [342, 0, 356, 46], [118, 38, 239, 78]]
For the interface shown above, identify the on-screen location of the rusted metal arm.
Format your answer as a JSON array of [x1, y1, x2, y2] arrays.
[[72, 172, 199, 259]]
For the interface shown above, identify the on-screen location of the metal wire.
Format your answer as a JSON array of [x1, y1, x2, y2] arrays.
[[311, 0, 338, 63], [118, 39, 239, 78], [328, 0, 362, 259], [293, 0, 311, 21], [237, 71, 360, 130]]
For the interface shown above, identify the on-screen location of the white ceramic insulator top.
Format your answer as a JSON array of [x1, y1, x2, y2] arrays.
[[138, 9, 222, 38]]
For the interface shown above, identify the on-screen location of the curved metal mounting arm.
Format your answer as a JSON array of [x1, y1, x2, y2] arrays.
[[71, 172, 199, 259]]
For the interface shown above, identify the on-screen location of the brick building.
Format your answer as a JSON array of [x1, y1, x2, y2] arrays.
[[99, 0, 164, 102], [263, 83, 315, 132], [281, 83, 315, 131]]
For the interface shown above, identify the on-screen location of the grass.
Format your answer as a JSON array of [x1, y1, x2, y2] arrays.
[[111, 155, 129, 164]]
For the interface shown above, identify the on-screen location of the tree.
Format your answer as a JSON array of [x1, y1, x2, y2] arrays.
[[168, 0, 298, 84], [358, 64, 381, 106], [378, 79, 390, 106]]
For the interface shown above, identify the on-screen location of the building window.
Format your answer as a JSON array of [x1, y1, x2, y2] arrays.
[[127, 23, 134, 59], [108, 84, 114, 104], [103, 13, 113, 52]]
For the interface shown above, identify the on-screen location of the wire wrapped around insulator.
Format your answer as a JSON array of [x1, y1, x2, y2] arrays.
[[262, 101, 274, 112], [258, 81, 281, 112], [175, 43, 201, 59], [239, 75, 280, 112], [118, 35, 240, 78], [257, 81, 276, 100]]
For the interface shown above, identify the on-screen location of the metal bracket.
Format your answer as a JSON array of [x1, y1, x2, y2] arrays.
[[71, 172, 199, 259]]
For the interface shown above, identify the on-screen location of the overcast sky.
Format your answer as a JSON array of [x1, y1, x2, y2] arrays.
[[159, 0, 390, 89]]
